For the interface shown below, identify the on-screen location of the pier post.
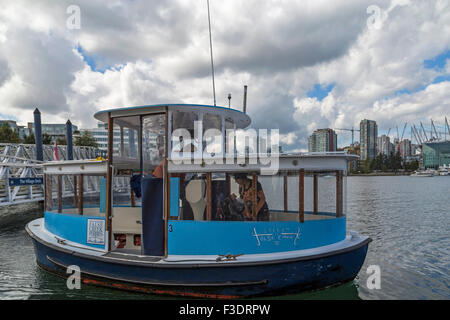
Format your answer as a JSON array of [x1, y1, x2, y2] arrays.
[[66, 120, 73, 160], [298, 169, 304, 223], [313, 173, 318, 214], [34, 108, 43, 162]]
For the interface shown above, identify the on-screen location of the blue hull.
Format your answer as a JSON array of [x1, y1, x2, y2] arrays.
[[28, 230, 370, 298]]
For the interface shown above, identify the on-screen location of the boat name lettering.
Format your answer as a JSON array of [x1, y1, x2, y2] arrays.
[[252, 227, 301, 246]]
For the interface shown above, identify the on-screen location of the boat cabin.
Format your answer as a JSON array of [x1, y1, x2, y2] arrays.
[[42, 104, 355, 258]]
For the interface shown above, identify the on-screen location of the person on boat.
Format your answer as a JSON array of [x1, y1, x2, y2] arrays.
[[230, 173, 269, 221], [152, 146, 166, 178]]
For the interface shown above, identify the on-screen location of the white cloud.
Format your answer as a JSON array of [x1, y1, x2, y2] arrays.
[[0, 0, 448, 151]]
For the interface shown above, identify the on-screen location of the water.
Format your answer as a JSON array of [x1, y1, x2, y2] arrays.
[[0, 176, 448, 300]]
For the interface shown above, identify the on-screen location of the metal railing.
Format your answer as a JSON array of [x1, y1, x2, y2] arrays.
[[0, 143, 128, 207]]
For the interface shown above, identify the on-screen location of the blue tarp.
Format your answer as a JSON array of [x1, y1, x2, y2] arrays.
[[141, 175, 164, 256]]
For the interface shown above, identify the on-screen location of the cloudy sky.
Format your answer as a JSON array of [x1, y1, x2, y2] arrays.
[[0, 0, 449, 151]]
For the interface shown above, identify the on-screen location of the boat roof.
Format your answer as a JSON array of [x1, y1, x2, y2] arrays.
[[94, 104, 251, 129]]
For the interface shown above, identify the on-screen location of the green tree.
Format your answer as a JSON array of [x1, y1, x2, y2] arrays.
[[74, 131, 98, 147], [56, 137, 67, 145], [42, 133, 52, 144], [0, 123, 22, 143], [23, 133, 35, 144], [362, 158, 372, 173]]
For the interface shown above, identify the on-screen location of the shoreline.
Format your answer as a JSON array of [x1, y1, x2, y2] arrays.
[[348, 172, 412, 176]]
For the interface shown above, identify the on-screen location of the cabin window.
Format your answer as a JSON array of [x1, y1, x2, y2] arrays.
[[44, 173, 109, 216], [142, 114, 166, 174], [225, 118, 235, 154], [171, 171, 346, 223], [171, 111, 198, 159], [203, 113, 222, 155], [111, 116, 140, 161]]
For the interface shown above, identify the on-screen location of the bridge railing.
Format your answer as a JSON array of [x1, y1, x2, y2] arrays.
[[0, 144, 127, 207]]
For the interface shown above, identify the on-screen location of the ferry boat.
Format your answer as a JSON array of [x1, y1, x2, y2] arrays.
[[26, 104, 371, 298], [410, 169, 434, 177], [438, 165, 449, 176]]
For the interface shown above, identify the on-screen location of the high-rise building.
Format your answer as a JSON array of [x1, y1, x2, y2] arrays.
[[399, 139, 412, 159], [360, 119, 377, 160], [308, 128, 337, 152], [377, 134, 394, 155]]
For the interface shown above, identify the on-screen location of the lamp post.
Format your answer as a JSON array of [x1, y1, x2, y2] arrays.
[[228, 93, 231, 108]]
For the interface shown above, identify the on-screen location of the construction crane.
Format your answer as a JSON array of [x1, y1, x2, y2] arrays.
[[412, 125, 422, 144], [335, 127, 360, 145], [446, 117, 450, 141], [431, 119, 439, 140], [400, 122, 407, 140], [420, 121, 429, 142]]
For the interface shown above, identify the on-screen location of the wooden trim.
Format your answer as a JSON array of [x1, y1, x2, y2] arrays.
[[78, 174, 83, 215], [105, 113, 114, 250], [206, 172, 212, 221], [130, 186, 135, 207], [283, 175, 288, 212], [73, 175, 78, 209], [164, 107, 169, 257], [336, 170, 343, 217], [43, 174, 47, 211], [313, 173, 318, 214], [252, 173, 257, 220], [47, 175, 53, 211], [57, 175, 62, 213], [299, 169, 304, 223]]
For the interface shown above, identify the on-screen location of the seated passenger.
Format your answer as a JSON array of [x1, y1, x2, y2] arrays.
[[231, 173, 269, 221]]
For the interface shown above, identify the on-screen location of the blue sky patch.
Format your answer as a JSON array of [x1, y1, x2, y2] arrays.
[[0, 113, 18, 121], [424, 50, 450, 70], [307, 83, 335, 101], [76, 45, 110, 73], [432, 74, 450, 84]]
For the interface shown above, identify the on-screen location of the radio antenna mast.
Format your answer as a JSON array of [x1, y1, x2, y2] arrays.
[[207, 0, 216, 106]]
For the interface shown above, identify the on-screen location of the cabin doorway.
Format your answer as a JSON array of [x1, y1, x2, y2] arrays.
[[141, 113, 167, 256]]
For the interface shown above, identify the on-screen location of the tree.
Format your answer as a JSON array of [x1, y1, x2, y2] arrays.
[[362, 158, 372, 173], [23, 133, 35, 144], [74, 131, 98, 147], [56, 137, 67, 145], [0, 123, 22, 143], [42, 133, 52, 145]]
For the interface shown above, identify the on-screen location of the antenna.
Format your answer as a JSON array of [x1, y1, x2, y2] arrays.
[[206, 0, 216, 106]]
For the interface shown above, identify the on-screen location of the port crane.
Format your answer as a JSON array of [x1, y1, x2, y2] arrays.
[[335, 127, 360, 145]]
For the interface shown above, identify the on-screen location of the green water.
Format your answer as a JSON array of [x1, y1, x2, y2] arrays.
[[0, 176, 448, 300]]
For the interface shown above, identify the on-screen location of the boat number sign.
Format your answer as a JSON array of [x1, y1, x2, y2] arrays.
[[86, 219, 105, 245], [8, 177, 43, 187]]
